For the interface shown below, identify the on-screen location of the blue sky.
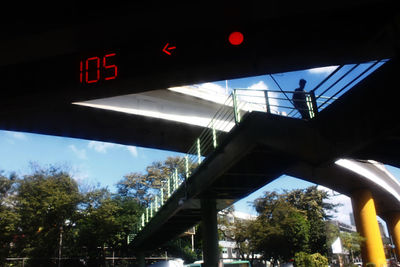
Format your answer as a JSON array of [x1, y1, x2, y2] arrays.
[[0, 61, 395, 227], [0, 129, 318, 215]]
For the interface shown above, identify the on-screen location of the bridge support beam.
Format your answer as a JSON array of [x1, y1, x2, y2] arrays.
[[201, 199, 219, 267], [351, 189, 387, 266], [385, 212, 400, 260]]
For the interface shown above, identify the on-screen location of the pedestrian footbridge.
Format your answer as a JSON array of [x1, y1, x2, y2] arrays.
[[127, 58, 400, 266]]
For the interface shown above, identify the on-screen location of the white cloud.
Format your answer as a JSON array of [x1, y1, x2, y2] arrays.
[[308, 66, 338, 75], [235, 80, 280, 114], [197, 82, 229, 95], [318, 185, 353, 225], [70, 164, 90, 181], [69, 145, 87, 160], [88, 141, 118, 153], [247, 80, 268, 90], [87, 141, 139, 158], [127, 146, 138, 157], [5, 131, 27, 140]]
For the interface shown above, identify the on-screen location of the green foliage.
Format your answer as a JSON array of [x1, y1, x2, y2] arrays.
[[0, 165, 144, 266], [75, 188, 121, 261], [340, 231, 365, 261], [255, 203, 310, 261], [116, 156, 188, 205], [309, 253, 329, 266], [294, 252, 328, 267], [254, 186, 338, 258], [115, 156, 203, 260], [294, 252, 310, 267], [0, 172, 19, 262], [112, 196, 143, 251], [219, 200, 314, 263], [3, 159, 340, 266], [325, 221, 340, 248], [159, 236, 198, 264], [14, 167, 81, 261]]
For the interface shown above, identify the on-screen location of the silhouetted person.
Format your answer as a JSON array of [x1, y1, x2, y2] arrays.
[[292, 79, 310, 119]]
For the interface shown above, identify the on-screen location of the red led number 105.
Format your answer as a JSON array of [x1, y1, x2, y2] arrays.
[[80, 53, 118, 84]]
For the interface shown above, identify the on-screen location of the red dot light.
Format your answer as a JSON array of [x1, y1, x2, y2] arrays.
[[228, 31, 244, 46]]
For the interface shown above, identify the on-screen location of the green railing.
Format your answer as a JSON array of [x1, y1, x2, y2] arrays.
[[129, 88, 320, 241]]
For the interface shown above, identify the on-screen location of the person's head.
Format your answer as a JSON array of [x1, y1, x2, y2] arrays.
[[299, 79, 306, 88]]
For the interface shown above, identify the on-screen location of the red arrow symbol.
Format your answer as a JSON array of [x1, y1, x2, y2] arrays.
[[162, 43, 176, 55]]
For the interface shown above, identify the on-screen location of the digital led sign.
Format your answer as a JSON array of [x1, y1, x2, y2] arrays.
[[79, 53, 118, 84]]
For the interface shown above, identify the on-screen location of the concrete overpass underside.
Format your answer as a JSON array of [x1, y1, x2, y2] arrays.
[[0, 1, 399, 153]]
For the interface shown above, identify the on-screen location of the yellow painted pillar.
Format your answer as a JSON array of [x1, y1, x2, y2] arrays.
[[385, 212, 400, 260], [351, 189, 387, 267]]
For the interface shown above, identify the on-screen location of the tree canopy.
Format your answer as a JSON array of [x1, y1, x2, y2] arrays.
[[0, 165, 144, 267], [254, 186, 338, 258], [217, 186, 339, 264], [1, 159, 343, 266], [0, 158, 198, 266]]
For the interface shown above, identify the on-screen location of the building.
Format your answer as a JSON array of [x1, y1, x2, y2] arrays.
[[218, 210, 258, 260]]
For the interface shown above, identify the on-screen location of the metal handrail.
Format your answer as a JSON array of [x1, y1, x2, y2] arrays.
[[318, 60, 382, 110], [131, 89, 315, 237]]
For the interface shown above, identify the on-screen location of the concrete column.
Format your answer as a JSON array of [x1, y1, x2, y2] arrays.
[[201, 198, 219, 267], [385, 212, 400, 260], [351, 189, 387, 267], [137, 252, 145, 267]]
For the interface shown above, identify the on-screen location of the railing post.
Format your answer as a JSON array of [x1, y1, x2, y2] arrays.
[[185, 155, 189, 179], [141, 213, 145, 227], [171, 171, 175, 192], [160, 188, 164, 206], [175, 169, 179, 189], [232, 90, 241, 124], [264, 90, 271, 113], [171, 173, 175, 192], [167, 176, 171, 198], [197, 138, 202, 165], [155, 195, 158, 212], [146, 208, 149, 223], [173, 172, 176, 191], [150, 201, 153, 218], [309, 91, 318, 117], [212, 124, 217, 148]]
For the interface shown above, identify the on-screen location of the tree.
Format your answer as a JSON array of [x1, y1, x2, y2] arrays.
[[75, 187, 122, 266], [117, 156, 200, 262], [117, 156, 189, 205], [255, 202, 310, 263], [112, 195, 144, 255], [253, 186, 338, 262], [57, 182, 143, 266], [14, 167, 81, 266], [339, 231, 364, 262], [219, 202, 311, 264], [158, 236, 198, 264], [1, 164, 146, 266], [282, 186, 338, 255], [294, 252, 329, 267], [0, 172, 19, 263]]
